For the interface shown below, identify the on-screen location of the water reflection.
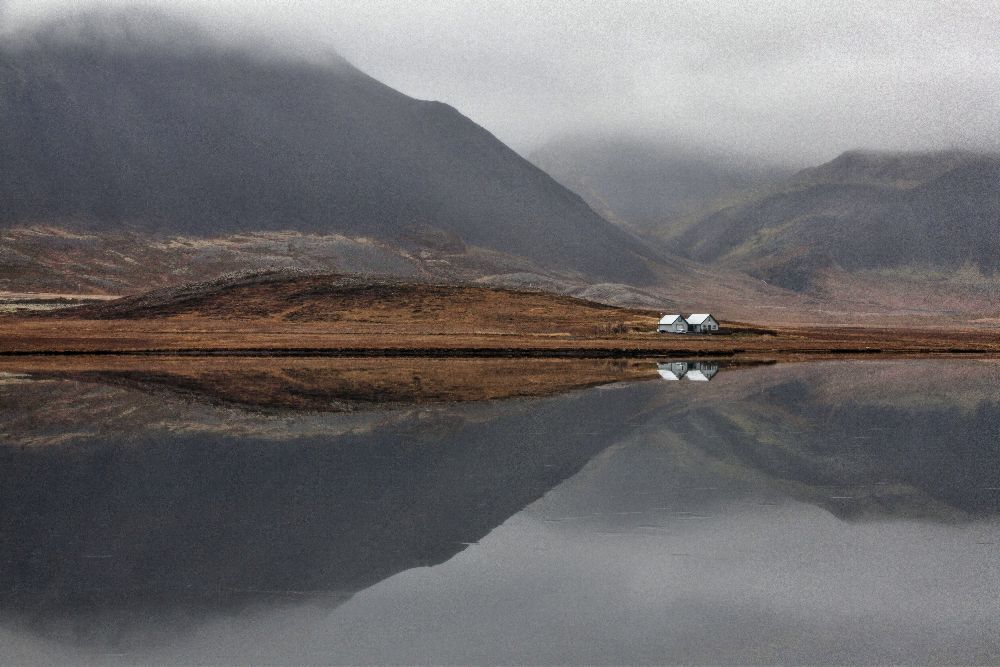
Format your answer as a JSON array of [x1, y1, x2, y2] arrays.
[[0, 356, 654, 413], [0, 370, 656, 649], [656, 360, 720, 381], [0, 358, 998, 664]]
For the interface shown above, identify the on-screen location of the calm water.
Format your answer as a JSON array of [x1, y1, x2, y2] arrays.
[[1, 359, 999, 664]]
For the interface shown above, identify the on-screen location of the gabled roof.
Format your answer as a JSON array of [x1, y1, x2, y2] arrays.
[[686, 313, 715, 325], [658, 314, 684, 325]]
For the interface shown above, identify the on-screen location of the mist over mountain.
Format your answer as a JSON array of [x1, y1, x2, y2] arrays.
[[0, 11, 658, 284], [530, 135, 791, 237], [670, 150, 1000, 291], [530, 135, 1000, 294]]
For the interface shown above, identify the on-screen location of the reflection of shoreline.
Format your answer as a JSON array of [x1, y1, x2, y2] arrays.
[[0, 356, 779, 419], [0, 356, 659, 413]]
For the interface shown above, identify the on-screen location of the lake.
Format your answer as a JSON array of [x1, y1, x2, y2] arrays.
[[1, 358, 998, 664]]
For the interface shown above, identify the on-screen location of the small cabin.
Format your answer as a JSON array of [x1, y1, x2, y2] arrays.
[[686, 313, 719, 334], [657, 314, 688, 334]]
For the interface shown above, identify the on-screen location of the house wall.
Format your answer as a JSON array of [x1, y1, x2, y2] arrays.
[[657, 320, 687, 333], [691, 317, 718, 333]]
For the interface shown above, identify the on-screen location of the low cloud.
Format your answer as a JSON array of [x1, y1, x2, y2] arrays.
[[3, 0, 999, 163]]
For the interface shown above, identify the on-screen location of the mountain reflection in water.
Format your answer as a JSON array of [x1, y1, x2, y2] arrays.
[[0, 358, 998, 664]]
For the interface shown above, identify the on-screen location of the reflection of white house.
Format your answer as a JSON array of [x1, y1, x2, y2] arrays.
[[686, 362, 719, 381], [657, 361, 720, 382], [657, 314, 688, 334], [686, 314, 719, 333], [656, 361, 689, 380]]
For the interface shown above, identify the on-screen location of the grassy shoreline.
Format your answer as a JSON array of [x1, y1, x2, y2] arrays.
[[1, 318, 998, 358]]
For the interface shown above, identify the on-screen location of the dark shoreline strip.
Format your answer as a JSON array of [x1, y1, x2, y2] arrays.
[[0, 347, 742, 358], [0, 347, 995, 359]]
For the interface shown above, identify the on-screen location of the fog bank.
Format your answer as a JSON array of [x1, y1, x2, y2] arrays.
[[3, 0, 998, 162]]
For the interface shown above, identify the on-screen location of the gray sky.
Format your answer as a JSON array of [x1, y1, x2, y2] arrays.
[[3, 0, 999, 162]]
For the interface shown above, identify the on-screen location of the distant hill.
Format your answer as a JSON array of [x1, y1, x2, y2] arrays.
[[671, 150, 1000, 290], [63, 271, 659, 335], [530, 135, 789, 237], [0, 11, 658, 284]]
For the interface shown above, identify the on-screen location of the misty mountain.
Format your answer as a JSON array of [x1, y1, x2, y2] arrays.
[[530, 135, 790, 237], [0, 11, 658, 284], [671, 150, 1000, 290]]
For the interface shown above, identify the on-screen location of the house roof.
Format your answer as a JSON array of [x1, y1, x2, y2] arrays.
[[657, 369, 684, 380], [685, 369, 711, 381], [686, 313, 715, 325], [658, 314, 684, 325]]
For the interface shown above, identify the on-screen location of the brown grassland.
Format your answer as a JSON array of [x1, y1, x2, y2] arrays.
[[0, 275, 998, 359]]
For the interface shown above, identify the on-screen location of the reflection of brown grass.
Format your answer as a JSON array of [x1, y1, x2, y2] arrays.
[[1, 356, 658, 410]]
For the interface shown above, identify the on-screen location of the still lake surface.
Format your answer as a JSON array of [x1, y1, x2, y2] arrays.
[[1, 359, 999, 664]]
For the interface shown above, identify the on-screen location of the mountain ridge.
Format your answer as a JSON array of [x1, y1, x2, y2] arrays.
[[670, 150, 1000, 290], [0, 10, 659, 284]]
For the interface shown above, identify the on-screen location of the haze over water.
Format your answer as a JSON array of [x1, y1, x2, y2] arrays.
[[1, 359, 998, 664]]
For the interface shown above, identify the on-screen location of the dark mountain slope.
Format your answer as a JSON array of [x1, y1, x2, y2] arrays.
[[0, 12, 657, 283], [671, 151, 1000, 290]]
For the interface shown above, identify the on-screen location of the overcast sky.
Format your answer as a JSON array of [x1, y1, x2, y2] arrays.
[[2, 0, 999, 163]]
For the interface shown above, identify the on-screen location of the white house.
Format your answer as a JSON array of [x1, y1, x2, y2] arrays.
[[657, 314, 688, 334], [686, 314, 719, 333]]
